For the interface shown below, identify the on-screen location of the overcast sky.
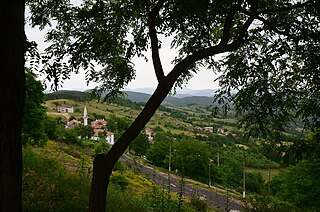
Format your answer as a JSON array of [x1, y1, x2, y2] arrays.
[[25, 20, 220, 92]]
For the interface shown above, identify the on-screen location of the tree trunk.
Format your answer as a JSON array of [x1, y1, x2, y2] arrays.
[[0, 0, 25, 211], [89, 79, 175, 211]]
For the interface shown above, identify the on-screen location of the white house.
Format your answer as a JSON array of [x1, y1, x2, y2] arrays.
[[57, 106, 74, 113], [90, 119, 114, 145]]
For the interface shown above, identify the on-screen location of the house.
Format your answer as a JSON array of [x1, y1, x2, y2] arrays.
[[57, 106, 74, 113], [204, 127, 214, 133], [217, 128, 238, 138], [217, 128, 225, 134], [65, 119, 81, 129], [145, 128, 155, 142], [90, 119, 114, 144], [91, 119, 107, 129], [195, 126, 214, 133], [106, 131, 115, 145]]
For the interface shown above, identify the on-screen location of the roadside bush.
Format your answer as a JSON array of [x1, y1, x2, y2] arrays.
[[94, 141, 111, 156], [110, 174, 129, 190], [189, 195, 208, 212]]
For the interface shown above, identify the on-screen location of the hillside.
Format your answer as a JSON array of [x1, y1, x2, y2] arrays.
[[124, 91, 216, 106], [45, 90, 217, 106], [46, 90, 90, 102], [43, 97, 296, 210]]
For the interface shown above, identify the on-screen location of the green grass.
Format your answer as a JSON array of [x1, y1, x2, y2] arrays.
[[23, 141, 210, 211], [23, 147, 91, 211]]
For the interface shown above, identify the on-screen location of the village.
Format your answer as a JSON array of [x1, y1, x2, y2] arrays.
[[56, 104, 238, 146]]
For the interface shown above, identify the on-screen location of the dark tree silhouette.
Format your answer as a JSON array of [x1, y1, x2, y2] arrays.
[[0, 0, 25, 210]]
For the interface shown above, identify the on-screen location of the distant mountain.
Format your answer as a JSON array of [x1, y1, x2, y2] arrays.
[[45, 90, 217, 106], [165, 95, 215, 106], [122, 91, 152, 103], [125, 87, 217, 97], [123, 91, 215, 106]]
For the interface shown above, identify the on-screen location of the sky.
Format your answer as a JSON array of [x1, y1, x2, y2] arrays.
[[25, 19, 221, 92]]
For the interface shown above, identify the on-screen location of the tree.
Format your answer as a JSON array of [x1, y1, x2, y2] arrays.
[[129, 132, 151, 156], [63, 128, 79, 144], [246, 172, 265, 195], [271, 160, 320, 210], [68, 115, 77, 121], [22, 69, 48, 146], [26, 0, 320, 210], [173, 140, 211, 182], [44, 117, 65, 141], [0, 0, 25, 210], [77, 125, 93, 140], [145, 134, 171, 167]]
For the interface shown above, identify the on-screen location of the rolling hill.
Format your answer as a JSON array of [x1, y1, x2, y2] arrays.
[[46, 90, 216, 106]]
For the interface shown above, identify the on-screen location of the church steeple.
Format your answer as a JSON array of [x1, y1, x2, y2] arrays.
[[83, 106, 88, 126]]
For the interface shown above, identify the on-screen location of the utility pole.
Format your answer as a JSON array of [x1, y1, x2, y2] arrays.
[[208, 159, 213, 188], [168, 145, 172, 191], [243, 151, 246, 199], [268, 167, 271, 199], [216, 153, 220, 166]]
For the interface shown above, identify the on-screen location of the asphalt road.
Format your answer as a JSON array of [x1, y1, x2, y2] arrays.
[[120, 155, 243, 212]]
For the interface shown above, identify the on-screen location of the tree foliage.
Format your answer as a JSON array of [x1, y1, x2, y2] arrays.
[[22, 69, 48, 146], [271, 160, 320, 210], [213, 1, 320, 139], [146, 132, 172, 167], [77, 125, 93, 140], [172, 140, 211, 182], [129, 132, 151, 156]]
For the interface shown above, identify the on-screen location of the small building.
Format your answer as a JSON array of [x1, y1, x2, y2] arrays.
[[57, 106, 74, 113], [204, 127, 214, 133], [217, 128, 238, 138], [91, 119, 107, 128], [145, 128, 155, 142], [90, 119, 114, 144], [66, 119, 81, 129], [106, 131, 115, 145], [195, 126, 214, 133], [217, 128, 225, 134]]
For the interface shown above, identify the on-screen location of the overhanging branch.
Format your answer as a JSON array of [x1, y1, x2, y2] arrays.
[[167, 10, 256, 85], [167, 41, 242, 84], [220, 3, 240, 45], [239, 7, 300, 43], [148, 0, 166, 82], [258, 0, 314, 14]]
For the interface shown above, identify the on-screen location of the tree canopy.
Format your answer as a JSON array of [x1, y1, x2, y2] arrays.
[[27, 0, 320, 138]]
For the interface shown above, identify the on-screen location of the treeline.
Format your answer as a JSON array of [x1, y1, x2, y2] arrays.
[[45, 90, 91, 102]]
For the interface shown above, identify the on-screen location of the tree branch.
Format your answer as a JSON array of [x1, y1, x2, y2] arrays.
[[148, 0, 166, 82], [258, 0, 313, 14], [167, 6, 257, 84], [239, 7, 300, 43], [167, 41, 242, 83], [220, 3, 240, 45]]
